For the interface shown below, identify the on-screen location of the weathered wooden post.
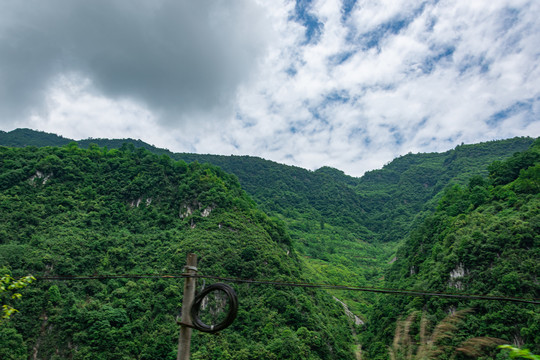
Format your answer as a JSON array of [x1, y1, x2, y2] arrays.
[[177, 253, 197, 360]]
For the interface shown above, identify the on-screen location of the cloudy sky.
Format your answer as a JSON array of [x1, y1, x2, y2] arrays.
[[1, 0, 539, 176]]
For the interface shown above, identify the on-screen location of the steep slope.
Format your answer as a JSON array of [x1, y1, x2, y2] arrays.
[[356, 138, 536, 243], [0, 129, 534, 319], [1, 130, 533, 247], [361, 139, 540, 359], [0, 145, 355, 359]]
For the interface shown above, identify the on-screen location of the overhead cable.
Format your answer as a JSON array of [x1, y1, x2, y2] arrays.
[[33, 273, 540, 305]]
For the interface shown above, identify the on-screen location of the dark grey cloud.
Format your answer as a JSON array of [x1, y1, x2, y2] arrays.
[[0, 0, 271, 125]]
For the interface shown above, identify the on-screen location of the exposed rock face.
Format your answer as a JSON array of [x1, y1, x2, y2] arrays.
[[448, 263, 469, 290], [129, 197, 152, 208], [179, 205, 195, 218], [29, 171, 52, 185], [179, 202, 215, 218], [333, 296, 364, 326], [201, 206, 213, 217], [449, 263, 467, 279], [131, 198, 142, 208]]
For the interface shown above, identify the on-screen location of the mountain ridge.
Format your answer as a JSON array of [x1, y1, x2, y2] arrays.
[[0, 144, 356, 359], [1, 128, 538, 359], [1, 129, 535, 312]]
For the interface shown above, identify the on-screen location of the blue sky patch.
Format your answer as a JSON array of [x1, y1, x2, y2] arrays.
[[341, 0, 357, 21], [325, 90, 350, 104], [486, 100, 533, 128], [285, 66, 298, 77], [379, 123, 405, 146], [499, 7, 520, 32], [412, 117, 428, 133], [356, 3, 428, 51], [293, 0, 324, 44], [458, 54, 491, 75], [421, 46, 455, 74], [360, 18, 411, 50], [347, 127, 367, 143], [328, 51, 355, 66], [390, 127, 405, 146], [363, 136, 372, 147]]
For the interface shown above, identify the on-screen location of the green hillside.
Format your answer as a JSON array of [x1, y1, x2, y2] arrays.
[[165, 137, 535, 318], [362, 139, 540, 359], [0, 129, 537, 359], [0, 129, 72, 147], [0, 145, 355, 359], [0, 129, 534, 318], [356, 138, 537, 242]]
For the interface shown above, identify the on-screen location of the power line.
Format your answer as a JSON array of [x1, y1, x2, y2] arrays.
[[33, 273, 540, 305]]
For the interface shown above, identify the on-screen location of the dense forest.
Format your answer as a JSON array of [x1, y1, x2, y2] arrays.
[[362, 138, 540, 359], [0, 129, 538, 359], [0, 144, 355, 359], [1, 129, 534, 315]]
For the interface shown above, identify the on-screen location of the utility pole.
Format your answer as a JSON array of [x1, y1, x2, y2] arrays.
[[177, 253, 197, 360]]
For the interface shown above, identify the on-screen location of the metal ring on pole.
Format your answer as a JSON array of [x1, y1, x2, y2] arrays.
[[190, 283, 238, 333]]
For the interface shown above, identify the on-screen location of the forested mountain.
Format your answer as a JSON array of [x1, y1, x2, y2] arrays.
[[1, 129, 534, 316], [1, 130, 533, 247], [1, 129, 538, 359], [362, 139, 540, 359], [0, 145, 355, 359], [0, 129, 73, 147]]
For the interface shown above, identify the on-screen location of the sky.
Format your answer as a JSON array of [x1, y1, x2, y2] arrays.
[[1, 0, 539, 177]]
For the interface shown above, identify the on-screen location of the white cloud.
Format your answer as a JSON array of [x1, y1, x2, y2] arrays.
[[2, 0, 539, 177], [25, 74, 173, 146], [225, 0, 540, 176]]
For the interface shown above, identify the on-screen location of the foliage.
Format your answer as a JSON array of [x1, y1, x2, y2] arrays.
[[163, 137, 536, 318], [1, 273, 35, 320], [362, 139, 540, 359], [1, 129, 537, 359], [0, 272, 34, 360], [0, 145, 354, 359], [498, 345, 540, 360], [0, 128, 72, 147]]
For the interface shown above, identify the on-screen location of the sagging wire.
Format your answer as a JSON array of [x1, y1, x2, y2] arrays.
[[32, 273, 540, 305]]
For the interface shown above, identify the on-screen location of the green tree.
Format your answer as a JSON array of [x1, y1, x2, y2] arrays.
[[498, 345, 540, 360], [0, 274, 35, 320], [0, 325, 27, 360]]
